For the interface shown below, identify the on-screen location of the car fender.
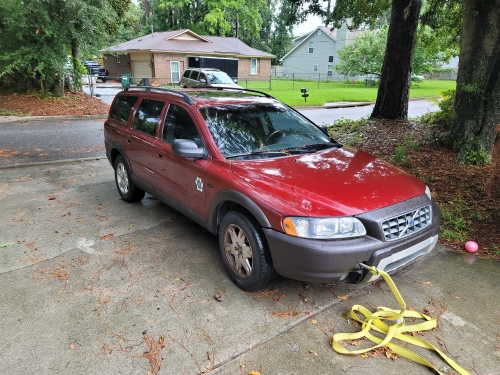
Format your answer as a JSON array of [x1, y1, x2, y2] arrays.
[[109, 141, 131, 171], [208, 189, 271, 235]]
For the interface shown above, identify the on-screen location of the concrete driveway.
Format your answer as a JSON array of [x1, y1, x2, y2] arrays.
[[1, 159, 499, 374]]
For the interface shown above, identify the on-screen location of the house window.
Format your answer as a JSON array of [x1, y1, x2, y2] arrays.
[[309, 42, 314, 53], [251, 58, 258, 74], [318, 30, 322, 36], [116, 55, 121, 63], [328, 55, 333, 62], [170, 61, 180, 83], [327, 65, 333, 76], [313, 64, 318, 72]]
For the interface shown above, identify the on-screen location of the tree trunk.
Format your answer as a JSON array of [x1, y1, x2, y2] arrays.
[[371, 0, 421, 120], [445, 0, 500, 163]]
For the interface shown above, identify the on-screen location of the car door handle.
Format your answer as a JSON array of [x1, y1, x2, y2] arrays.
[[126, 139, 131, 143], [156, 153, 163, 159]]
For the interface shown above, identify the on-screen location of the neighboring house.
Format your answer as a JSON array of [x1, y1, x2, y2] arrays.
[[281, 24, 363, 81], [438, 56, 459, 80], [102, 29, 275, 84]]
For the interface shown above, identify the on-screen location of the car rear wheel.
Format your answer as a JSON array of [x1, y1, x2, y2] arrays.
[[219, 211, 275, 291], [114, 155, 145, 202]]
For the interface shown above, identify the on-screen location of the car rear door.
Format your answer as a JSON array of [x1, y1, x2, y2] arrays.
[[123, 98, 165, 186], [152, 101, 211, 217]]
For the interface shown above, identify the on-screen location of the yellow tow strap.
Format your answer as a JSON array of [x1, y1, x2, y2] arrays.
[[331, 265, 470, 375]]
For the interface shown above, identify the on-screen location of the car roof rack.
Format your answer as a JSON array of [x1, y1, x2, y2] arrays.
[[193, 86, 277, 100], [123, 85, 194, 105]]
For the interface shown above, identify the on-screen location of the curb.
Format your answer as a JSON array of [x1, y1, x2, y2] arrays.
[[0, 114, 107, 123], [0, 156, 107, 170]]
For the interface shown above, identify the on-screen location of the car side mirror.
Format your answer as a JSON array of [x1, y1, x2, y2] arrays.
[[199, 78, 207, 84], [172, 139, 207, 160], [233, 78, 238, 83], [318, 125, 329, 136]]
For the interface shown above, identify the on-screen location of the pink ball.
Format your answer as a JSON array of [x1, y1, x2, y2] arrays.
[[465, 241, 478, 253]]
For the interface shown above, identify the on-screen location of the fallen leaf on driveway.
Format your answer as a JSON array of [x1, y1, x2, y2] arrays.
[[99, 233, 114, 240]]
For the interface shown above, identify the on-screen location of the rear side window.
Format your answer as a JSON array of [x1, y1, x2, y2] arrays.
[[133, 99, 164, 137], [183, 70, 191, 78], [110, 96, 138, 123]]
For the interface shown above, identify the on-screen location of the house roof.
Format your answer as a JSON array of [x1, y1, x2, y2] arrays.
[[103, 29, 275, 58], [281, 26, 339, 61]]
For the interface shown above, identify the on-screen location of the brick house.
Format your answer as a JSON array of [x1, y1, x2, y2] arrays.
[[101, 29, 275, 84]]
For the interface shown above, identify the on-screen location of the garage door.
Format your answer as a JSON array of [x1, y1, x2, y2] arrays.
[[131, 61, 152, 84]]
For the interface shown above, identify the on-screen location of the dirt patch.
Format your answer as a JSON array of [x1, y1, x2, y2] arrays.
[[0, 90, 109, 116]]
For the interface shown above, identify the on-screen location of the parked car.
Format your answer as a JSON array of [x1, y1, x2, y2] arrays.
[[81, 60, 109, 82], [103, 87, 441, 291], [180, 68, 243, 89]]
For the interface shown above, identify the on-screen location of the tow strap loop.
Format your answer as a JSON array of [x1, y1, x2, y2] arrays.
[[331, 265, 470, 375]]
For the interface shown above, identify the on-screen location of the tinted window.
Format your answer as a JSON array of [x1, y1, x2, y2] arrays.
[[110, 96, 138, 123], [133, 99, 164, 137], [163, 104, 204, 147], [183, 70, 191, 78], [190, 71, 200, 80]]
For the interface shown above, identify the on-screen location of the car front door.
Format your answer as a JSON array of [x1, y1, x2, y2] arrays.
[[123, 98, 164, 186], [152, 102, 210, 217]]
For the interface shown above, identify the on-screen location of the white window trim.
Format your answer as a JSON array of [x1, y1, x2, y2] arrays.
[[313, 64, 318, 72], [251, 58, 258, 74], [170, 61, 180, 83], [309, 42, 314, 53], [327, 65, 333, 76]]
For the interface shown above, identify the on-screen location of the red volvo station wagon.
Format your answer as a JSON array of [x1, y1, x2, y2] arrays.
[[104, 87, 441, 291]]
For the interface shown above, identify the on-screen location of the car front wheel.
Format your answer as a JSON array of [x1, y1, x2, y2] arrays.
[[114, 155, 145, 202], [219, 211, 275, 291]]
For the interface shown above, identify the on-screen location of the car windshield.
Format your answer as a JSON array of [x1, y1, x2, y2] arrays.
[[206, 72, 234, 85], [200, 102, 334, 159]]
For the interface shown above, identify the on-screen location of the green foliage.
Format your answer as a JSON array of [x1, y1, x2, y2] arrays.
[[336, 28, 387, 77], [463, 150, 491, 165], [327, 117, 368, 146], [424, 89, 456, 130], [0, 0, 129, 94], [439, 195, 475, 243], [419, 0, 462, 61], [336, 26, 441, 78]]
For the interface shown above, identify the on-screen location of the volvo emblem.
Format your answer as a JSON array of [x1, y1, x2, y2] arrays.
[[406, 217, 415, 228]]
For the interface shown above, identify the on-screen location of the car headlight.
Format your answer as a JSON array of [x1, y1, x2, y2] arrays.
[[283, 217, 366, 239], [425, 185, 432, 200]]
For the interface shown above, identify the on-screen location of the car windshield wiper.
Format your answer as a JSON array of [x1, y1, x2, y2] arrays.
[[284, 142, 342, 152], [226, 149, 287, 159]]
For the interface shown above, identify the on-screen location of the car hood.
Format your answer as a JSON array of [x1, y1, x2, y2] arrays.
[[230, 147, 426, 216]]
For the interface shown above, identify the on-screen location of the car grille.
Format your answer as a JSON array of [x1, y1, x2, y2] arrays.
[[382, 205, 431, 241]]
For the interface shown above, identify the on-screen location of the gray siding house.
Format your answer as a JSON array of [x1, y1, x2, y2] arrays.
[[281, 24, 356, 81]]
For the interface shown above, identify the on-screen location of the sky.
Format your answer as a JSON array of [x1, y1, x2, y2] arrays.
[[293, 14, 324, 36]]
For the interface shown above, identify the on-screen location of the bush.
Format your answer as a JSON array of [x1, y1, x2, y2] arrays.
[[427, 89, 456, 130]]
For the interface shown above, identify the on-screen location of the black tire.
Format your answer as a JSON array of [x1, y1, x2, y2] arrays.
[[114, 155, 145, 202], [218, 211, 275, 291], [101, 78, 107, 83]]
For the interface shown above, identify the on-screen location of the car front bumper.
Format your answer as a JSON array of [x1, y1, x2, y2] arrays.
[[263, 200, 441, 284]]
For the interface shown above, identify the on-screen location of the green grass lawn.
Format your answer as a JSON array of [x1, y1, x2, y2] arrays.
[[241, 79, 456, 107]]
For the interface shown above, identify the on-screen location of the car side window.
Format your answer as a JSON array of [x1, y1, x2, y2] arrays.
[[183, 70, 191, 78], [133, 99, 164, 137], [162, 104, 204, 148], [190, 71, 199, 81], [110, 96, 138, 123]]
